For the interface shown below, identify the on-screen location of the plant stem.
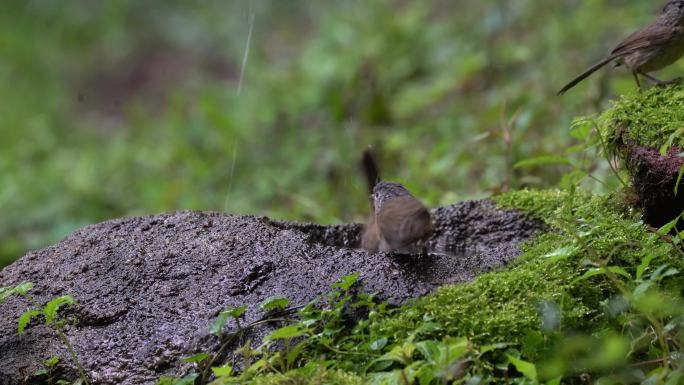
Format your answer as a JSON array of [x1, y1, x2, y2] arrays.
[[57, 329, 90, 385]]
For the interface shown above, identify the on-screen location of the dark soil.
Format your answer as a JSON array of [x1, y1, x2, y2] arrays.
[[626, 146, 684, 228], [0, 199, 540, 385]]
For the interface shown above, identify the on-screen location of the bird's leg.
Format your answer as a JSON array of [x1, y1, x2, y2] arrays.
[[645, 72, 684, 87], [638, 70, 666, 85], [632, 71, 642, 88]]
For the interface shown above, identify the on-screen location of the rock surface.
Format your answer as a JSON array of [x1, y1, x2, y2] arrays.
[[0, 200, 540, 385], [626, 146, 684, 228]]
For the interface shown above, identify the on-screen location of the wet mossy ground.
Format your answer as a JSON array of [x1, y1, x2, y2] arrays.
[[257, 189, 682, 384], [377, 189, 674, 345]]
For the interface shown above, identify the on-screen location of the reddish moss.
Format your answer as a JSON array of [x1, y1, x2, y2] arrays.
[[625, 146, 684, 228]]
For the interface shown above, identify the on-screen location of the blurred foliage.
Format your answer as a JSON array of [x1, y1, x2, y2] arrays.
[[2, 0, 683, 266]]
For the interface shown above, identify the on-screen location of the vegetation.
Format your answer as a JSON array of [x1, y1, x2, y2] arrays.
[[0, 282, 89, 384], [4, 1, 684, 384], [149, 189, 684, 384], [597, 80, 684, 153]]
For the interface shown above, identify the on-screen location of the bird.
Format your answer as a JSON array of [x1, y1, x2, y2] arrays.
[[359, 149, 431, 253], [558, 0, 684, 95]]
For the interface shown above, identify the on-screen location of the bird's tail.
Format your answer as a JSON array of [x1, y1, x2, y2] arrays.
[[558, 53, 623, 95], [361, 148, 380, 195]]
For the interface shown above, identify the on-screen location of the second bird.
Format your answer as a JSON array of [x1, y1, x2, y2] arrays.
[[360, 150, 431, 253], [558, 0, 684, 95]]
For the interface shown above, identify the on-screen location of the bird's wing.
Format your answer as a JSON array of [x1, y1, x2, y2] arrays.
[[377, 196, 431, 250], [612, 23, 677, 55]]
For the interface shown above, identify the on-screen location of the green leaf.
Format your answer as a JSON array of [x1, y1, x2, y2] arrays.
[[546, 376, 562, 385], [374, 343, 416, 365], [209, 312, 230, 336], [211, 364, 233, 377], [637, 253, 655, 280], [675, 164, 684, 196], [181, 352, 209, 364], [650, 264, 680, 282], [0, 282, 33, 304], [18, 309, 41, 335], [442, 337, 469, 360], [172, 373, 198, 385], [665, 371, 683, 385], [658, 216, 680, 235], [559, 170, 587, 190], [478, 343, 508, 355], [573, 267, 630, 284], [543, 246, 576, 262], [569, 117, 594, 140], [606, 266, 631, 279], [260, 296, 290, 311], [514, 155, 571, 169], [225, 305, 247, 319], [44, 355, 60, 368], [42, 295, 76, 325], [14, 282, 34, 296], [244, 357, 268, 375], [331, 273, 359, 291], [415, 340, 439, 363], [370, 337, 388, 351], [287, 340, 308, 367], [0, 287, 11, 304], [155, 377, 174, 385], [633, 281, 653, 298], [506, 354, 538, 382], [657, 267, 679, 281], [660, 128, 684, 156], [265, 325, 305, 341]]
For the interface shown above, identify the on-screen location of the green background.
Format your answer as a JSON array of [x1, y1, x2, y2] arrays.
[[0, 0, 679, 266]]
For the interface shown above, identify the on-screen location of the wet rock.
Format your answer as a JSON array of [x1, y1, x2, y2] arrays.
[[625, 146, 684, 228], [0, 200, 540, 385]]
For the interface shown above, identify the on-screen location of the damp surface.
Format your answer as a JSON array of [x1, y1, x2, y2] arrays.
[[627, 146, 684, 228], [0, 199, 540, 385]]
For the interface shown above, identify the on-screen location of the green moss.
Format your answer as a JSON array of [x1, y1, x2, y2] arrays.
[[251, 370, 367, 385], [372, 189, 676, 347], [244, 189, 684, 383], [597, 81, 684, 151]]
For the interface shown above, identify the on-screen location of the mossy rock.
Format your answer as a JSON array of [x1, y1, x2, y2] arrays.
[[599, 81, 684, 151], [597, 81, 684, 228], [376, 190, 666, 346], [247, 189, 683, 384]]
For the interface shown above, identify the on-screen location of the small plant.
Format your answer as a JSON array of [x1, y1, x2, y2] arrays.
[[33, 356, 61, 385], [0, 281, 90, 385]]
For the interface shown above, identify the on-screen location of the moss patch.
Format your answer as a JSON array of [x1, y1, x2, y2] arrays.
[[244, 189, 682, 384], [372, 189, 676, 347], [598, 81, 684, 151], [252, 370, 367, 385]]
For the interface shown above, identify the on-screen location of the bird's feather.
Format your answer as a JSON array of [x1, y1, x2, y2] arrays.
[[377, 196, 431, 250]]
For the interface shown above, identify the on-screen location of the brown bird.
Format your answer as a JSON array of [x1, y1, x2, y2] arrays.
[[558, 0, 684, 95], [360, 150, 431, 253]]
